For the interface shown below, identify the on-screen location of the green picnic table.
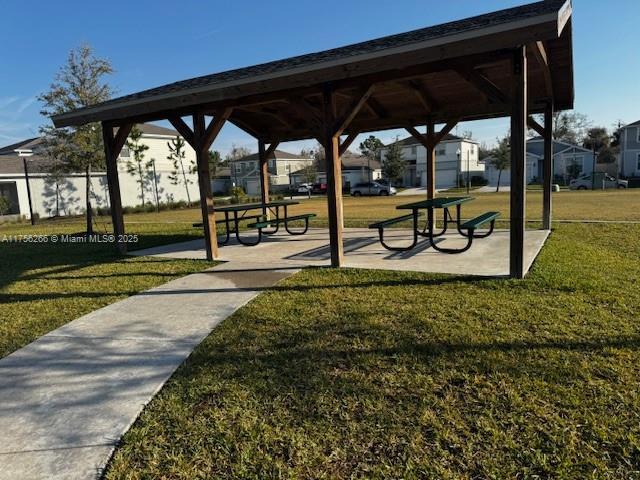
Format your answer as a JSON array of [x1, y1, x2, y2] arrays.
[[370, 196, 500, 253]]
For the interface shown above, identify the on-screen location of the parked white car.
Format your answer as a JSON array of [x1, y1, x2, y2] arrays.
[[569, 174, 628, 190], [296, 183, 313, 193], [351, 182, 397, 196]]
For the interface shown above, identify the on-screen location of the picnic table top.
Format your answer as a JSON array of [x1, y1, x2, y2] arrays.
[[216, 200, 299, 212], [397, 196, 474, 210]]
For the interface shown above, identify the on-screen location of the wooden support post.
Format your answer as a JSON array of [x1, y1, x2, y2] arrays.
[[426, 120, 436, 199], [323, 87, 344, 267], [510, 46, 527, 279], [258, 140, 270, 214], [194, 114, 217, 261], [542, 102, 553, 230], [102, 122, 132, 254]]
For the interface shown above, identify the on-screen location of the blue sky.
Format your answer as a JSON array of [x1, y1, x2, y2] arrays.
[[1, 0, 638, 155]]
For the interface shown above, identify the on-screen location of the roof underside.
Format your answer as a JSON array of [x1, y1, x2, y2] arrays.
[[53, 0, 574, 144]]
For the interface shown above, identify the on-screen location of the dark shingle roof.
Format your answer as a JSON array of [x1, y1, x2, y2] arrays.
[[53, 0, 569, 127], [231, 150, 310, 163], [0, 137, 42, 155], [137, 123, 179, 136], [386, 133, 469, 148], [527, 136, 592, 156], [0, 155, 57, 175], [624, 120, 640, 128]]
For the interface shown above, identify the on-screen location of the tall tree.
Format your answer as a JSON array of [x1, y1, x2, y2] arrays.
[[39, 44, 113, 235], [552, 111, 590, 144], [382, 137, 406, 185], [208, 150, 222, 178], [489, 135, 511, 192], [358, 135, 384, 160], [167, 136, 194, 204], [582, 127, 610, 151], [125, 126, 152, 206]]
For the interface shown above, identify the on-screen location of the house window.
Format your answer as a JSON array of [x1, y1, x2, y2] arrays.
[[269, 159, 276, 168], [637, 153, 640, 171], [637, 127, 640, 143], [120, 146, 130, 158], [565, 155, 583, 177], [437, 148, 446, 156], [410, 146, 417, 155]]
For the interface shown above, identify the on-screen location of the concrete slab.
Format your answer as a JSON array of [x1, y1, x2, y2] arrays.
[[0, 265, 295, 480], [131, 228, 550, 277]]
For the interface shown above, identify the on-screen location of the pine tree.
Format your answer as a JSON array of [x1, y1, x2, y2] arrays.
[[167, 136, 194, 204], [39, 44, 113, 234], [382, 137, 406, 185], [125, 126, 152, 206]]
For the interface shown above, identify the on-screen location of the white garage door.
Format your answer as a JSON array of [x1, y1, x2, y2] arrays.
[[435, 169, 457, 189]]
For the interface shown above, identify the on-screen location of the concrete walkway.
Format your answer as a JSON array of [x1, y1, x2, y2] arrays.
[[0, 263, 297, 479]]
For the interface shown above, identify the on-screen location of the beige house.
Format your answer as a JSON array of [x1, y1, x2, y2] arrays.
[[230, 150, 314, 195], [0, 124, 197, 219]]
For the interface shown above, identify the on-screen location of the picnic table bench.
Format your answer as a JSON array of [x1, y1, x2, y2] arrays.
[[370, 196, 500, 254], [192, 200, 315, 246]]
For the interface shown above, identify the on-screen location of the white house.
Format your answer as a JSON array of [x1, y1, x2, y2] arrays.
[[0, 124, 198, 220], [229, 150, 314, 196], [482, 137, 596, 187], [619, 120, 640, 177], [379, 134, 483, 188]]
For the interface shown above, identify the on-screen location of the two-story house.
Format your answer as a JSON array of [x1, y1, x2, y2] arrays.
[[482, 137, 596, 187], [619, 120, 640, 177], [230, 150, 314, 195], [379, 134, 483, 188], [0, 124, 197, 220]]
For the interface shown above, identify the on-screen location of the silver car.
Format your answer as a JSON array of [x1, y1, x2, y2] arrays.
[[569, 174, 628, 190], [351, 181, 397, 196]]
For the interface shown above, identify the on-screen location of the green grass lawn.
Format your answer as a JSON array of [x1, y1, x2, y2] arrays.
[[102, 222, 640, 479], [0, 221, 209, 358]]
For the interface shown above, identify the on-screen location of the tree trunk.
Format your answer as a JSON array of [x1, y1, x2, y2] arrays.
[[55, 182, 60, 217], [138, 162, 145, 206], [496, 169, 502, 193], [180, 160, 191, 204], [86, 165, 93, 236]]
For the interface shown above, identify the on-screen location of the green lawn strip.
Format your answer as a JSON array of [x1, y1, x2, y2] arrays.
[[104, 223, 640, 479], [0, 221, 210, 358]]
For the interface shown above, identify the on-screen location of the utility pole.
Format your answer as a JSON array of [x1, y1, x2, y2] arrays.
[[16, 149, 35, 225], [466, 148, 471, 194], [152, 158, 160, 212]]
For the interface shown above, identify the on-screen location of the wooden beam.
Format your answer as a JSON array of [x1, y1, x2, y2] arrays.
[[334, 85, 376, 137], [366, 96, 389, 119], [202, 108, 233, 150], [510, 46, 527, 279], [426, 121, 436, 199], [265, 141, 279, 159], [113, 123, 134, 155], [339, 132, 359, 156], [434, 119, 460, 144], [167, 116, 196, 148], [404, 125, 430, 150], [405, 80, 438, 112], [455, 66, 509, 104], [258, 140, 269, 212], [193, 112, 229, 261], [102, 122, 132, 254], [542, 102, 553, 230], [530, 41, 553, 98], [323, 87, 344, 267], [527, 115, 546, 137]]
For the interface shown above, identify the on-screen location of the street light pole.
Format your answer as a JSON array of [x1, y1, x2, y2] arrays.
[[466, 148, 470, 194], [16, 149, 35, 225], [456, 148, 461, 189]]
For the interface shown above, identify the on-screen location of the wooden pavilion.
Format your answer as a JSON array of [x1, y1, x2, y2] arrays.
[[52, 0, 574, 278]]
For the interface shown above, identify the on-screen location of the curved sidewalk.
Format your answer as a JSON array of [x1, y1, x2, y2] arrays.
[[0, 263, 297, 479]]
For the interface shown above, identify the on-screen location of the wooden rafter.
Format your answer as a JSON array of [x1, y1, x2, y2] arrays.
[[339, 131, 359, 156], [527, 115, 546, 136], [265, 141, 279, 159], [167, 116, 195, 148], [405, 80, 438, 113], [366, 96, 389, 119], [405, 125, 430, 149], [530, 41, 553, 98], [334, 85, 376, 137], [455, 67, 509, 104], [113, 123, 134, 155], [201, 108, 233, 150], [434, 119, 460, 144]]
